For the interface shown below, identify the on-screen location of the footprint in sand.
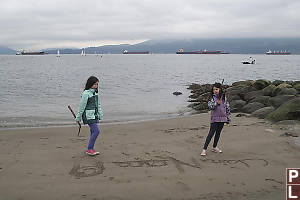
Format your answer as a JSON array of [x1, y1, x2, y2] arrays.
[[69, 137, 87, 143], [69, 155, 105, 178], [177, 181, 190, 191]]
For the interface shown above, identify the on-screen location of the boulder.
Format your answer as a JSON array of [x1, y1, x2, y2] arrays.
[[238, 86, 258, 99], [226, 87, 242, 96], [272, 80, 284, 86], [252, 106, 275, 119], [232, 80, 254, 87], [230, 100, 247, 112], [266, 97, 300, 122], [244, 90, 264, 102], [293, 81, 300, 86], [226, 84, 244, 92], [249, 96, 270, 105], [277, 88, 298, 95], [187, 83, 202, 90], [202, 84, 213, 93], [173, 91, 182, 96], [280, 132, 299, 137], [273, 84, 294, 96], [190, 87, 206, 95], [261, 84, 277, 96], [293, 84, 300, 91], [275, 120, 300, 125], [189, 93, 200, 99], [188, 102, 200, 108], [226, 86, 244, 102], [193, 102, 209, 111], [236, 113, 248, 117], [195, 92, 210, 102], [268, 95, 296, 108], [188, 99, 198, 103], [253, 79, 271, 90], [227, 94, 242, 103], [285, 81, 295, 86], [242, 102, 265, 113], [277, 83, 292, 89]]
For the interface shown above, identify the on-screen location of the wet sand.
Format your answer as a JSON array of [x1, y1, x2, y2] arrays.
[[0, 113, 299, 200]]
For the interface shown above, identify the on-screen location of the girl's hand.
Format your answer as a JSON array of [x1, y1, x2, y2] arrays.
[[217, 99, 221, 104]]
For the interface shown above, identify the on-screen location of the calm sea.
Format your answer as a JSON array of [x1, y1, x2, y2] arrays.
[[0, 54, 299, 129]]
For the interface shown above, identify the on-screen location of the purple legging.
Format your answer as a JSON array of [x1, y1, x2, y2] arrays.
[[87, 123, 100, 150]]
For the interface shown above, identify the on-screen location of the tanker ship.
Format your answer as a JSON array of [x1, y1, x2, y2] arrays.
[[16, 50, 45, 55], [266, 50, 291, 55], [176, 49, 228, 54], [123, 50, 149, 54]]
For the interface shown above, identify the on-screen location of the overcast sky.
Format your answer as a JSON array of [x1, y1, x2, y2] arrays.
[[1, 0, 299, 50]]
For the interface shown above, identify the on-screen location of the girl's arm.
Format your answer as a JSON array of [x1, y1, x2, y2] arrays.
[[75, 92, 88, 122], [208, 98, 218, 110], [97, 94, 103, 120], [225, 97, 231, 122]]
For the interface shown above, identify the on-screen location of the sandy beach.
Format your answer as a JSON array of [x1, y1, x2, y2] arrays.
[[0, 113, 299, 200]]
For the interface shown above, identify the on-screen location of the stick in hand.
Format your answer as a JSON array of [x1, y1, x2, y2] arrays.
[[68, 105, 81, 136]]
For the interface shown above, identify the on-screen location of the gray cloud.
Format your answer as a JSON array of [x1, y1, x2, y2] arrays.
[[1, 0, 299, 50]]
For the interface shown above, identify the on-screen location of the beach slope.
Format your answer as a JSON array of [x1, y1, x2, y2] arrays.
[[0, 113, 299, 200]]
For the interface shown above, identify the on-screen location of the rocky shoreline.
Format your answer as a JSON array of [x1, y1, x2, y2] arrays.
[[187, 79, 300, 122]]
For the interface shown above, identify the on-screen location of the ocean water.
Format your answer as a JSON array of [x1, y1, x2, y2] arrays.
[[0, 54, 299, 129]]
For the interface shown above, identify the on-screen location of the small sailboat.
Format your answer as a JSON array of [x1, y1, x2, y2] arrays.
[[81, 49, 86, 56], [56, 49, 60, 57]]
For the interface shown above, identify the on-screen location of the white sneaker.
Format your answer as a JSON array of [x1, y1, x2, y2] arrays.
[[212, 147, 222, 153], [201, 150, 207, 156], [85, 149, 99, 156], [93, 150, 100, 155]]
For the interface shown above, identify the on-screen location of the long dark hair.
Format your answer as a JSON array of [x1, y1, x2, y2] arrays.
[[210, 82, 225, 100], [84, 76, 99, 91]]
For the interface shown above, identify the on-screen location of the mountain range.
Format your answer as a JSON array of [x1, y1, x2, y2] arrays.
[[0, 46, 17, 54], [1, 38, 300, 54]]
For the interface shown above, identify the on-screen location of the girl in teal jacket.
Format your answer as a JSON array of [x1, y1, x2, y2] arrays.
[[76, 76, 103, 156]]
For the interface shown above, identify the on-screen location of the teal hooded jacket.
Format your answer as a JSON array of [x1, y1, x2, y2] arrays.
[[75, 89, 103, 124]]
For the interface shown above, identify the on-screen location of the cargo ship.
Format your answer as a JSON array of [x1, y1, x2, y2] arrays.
[[176, 49, 228, 54], [266, 50, 291, 55], [16, 50, 45, 55], [123, 50, 149, 54]]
